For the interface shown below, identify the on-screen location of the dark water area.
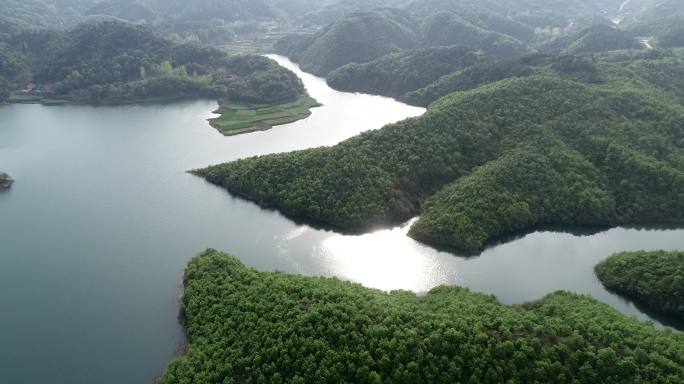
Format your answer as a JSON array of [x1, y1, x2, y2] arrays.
[[0, 56, 681, 384]]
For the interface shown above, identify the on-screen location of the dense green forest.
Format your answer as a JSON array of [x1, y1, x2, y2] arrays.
[[409, 142, 616, 252], [161, 249, 684, 383], [273, 0, 684, 99], [421, 11, 531, 57], [540, 25, 640, 55], [196, 52, 684, 253], [406, 0, 621, 30], [275, 9, 419, 76], [3, 0, 683, 56], [0, 0, 416, 45], [596, 250, 684, 319], [326, 46, 489, 100], [0, 20, 305, 105], [274, 8, 532, 77], [406, 49, 684, 107], [405, 53, 565, 107], [0, 0, 65, 34]]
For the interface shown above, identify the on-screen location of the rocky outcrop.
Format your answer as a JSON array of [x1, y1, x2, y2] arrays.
[[0, 172, 14, 189]]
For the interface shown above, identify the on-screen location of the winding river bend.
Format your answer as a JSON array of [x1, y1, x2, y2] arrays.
[[0, 56, 682, 384]]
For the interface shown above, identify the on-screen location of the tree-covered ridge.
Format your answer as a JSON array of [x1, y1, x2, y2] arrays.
[[409, 142, 616, 253], [326, 46, 490, 100], [294, 0, 413, 26], [406, 0, 623, 31], [540, 25, 640, 55], [0, 20, 305, 105], [279, 9, 649, 103], [0, 0, 64, 34], [196, 68, 684, 253], [404, 53, 560, 107], [420, 11, 531, 58], [406, 49, 683, 107], [622, 50, 684, 104], [269, 1, 684, 104], [626, 14, 684, 49], [596, 250, 684, 319], [0, 1, 417, 45], [161, 249, 684, 383], [275, 7, 533, 77], [276, 9, 419, 76]]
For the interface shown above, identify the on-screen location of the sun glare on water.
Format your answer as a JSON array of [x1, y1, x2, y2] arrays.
[[316, 219, 457, 292]]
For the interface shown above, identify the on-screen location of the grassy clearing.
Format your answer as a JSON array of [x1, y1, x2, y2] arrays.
[[7, 94, 45, 103], [209, 96, 321, 136]]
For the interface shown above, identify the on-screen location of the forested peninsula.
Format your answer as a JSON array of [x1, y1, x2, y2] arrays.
[[161, 249, 684, 383], [195, 49, 684, 254], [0, 19, 320, 135], [596, 250, 684, 319], [0, 19, 311, 112], [186, 0, 684, 254]]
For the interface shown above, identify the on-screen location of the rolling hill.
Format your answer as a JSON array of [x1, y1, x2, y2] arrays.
[[326, 46, 490, 100], [160, 249, 684, 383], [276, 9, 418, 76], [195, 52, 684, 253]]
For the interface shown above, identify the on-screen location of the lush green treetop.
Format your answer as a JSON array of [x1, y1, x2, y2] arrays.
[[196, 58, 684, 253], [596, 250, 684, 318], [161, 249, 684, 383], [0, 19, 306, 105]]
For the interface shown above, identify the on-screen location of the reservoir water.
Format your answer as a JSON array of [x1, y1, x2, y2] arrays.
[[1, 56, 682, 384]]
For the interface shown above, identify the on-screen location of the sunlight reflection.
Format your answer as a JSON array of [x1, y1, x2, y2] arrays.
[[316, 219, 457, 292], [283, 226, 309, 241]]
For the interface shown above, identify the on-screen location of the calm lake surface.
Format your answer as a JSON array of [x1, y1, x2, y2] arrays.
[[1, 55, 682, 384]]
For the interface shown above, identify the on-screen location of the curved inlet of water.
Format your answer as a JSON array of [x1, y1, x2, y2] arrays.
[[0, 55, 681, 384]]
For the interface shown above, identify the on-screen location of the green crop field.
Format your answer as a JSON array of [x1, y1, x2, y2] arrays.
[[7, 94, 45, 103], [209, 96, 321, 136]]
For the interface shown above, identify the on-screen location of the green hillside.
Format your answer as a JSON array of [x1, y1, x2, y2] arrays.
[[160, 249, 684, 383], [295, 0, 412, 26], [421, 12, 531, 58], [406, 50, 682, 107], [0, 0, 64, 33], [409, 141, 616, 252], [541, 25, 640, 55], [276, 9, 419, 76], [275, 8, 532, 77], [407, 0, 622, 29], [405, 54, 556, 106], [85, 0, 156, 22], [196, 55, 684, 253], [326, 46, 490, 100], [0, 20, 306, 105], [626, 14, 684, 49], [596, 250, 684, 318]]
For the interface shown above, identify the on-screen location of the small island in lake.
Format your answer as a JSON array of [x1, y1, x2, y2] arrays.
[[0, 172, 14, 189], [596, 250, 684, 319], [209, 96, 321, 136]]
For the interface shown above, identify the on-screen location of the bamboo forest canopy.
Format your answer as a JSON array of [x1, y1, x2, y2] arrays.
[[0, 20, 305, 104], [161, 249, 684, 383], [196, 49, 684, 254]]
